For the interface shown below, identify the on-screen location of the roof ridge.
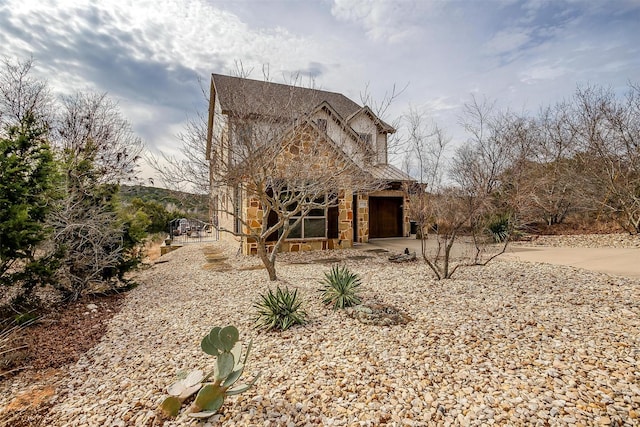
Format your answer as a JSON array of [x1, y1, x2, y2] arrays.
[[211, 73, 354, 99]]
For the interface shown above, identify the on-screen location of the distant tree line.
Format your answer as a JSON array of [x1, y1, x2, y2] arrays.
[[404, 82, 640, 278], [119, 185, 209, 224], [464, 83, 640, 234]]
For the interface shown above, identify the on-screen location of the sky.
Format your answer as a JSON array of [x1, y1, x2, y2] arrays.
[[1, 0, 639, 184]]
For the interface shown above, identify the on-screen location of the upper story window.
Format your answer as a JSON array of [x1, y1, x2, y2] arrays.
[[236, 123, 253, 145], [359, 132, 372, 145], [316, 119, 327, 132]]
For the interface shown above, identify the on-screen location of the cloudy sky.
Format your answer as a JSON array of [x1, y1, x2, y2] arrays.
[[1, 0, 639, 182]]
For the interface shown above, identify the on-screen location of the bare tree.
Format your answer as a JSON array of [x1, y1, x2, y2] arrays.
[[510, 103, 586, 226], [403, 106, 448, 190], [571, 83, 640, 234], [404, 97, 516, 280], [147, 78, 211, 198], [0, 57, 52, 133], [450, 140, 512, 265], [56, 92, 142, 184], [402, 107, 451, 273], [146, 109, 211, 210], [50, 92, 143, 299], [360, 81, 407, 160]]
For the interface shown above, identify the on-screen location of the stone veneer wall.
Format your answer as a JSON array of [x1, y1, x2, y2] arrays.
[[232, 187, 410, 254], [241, 190, 355, 255], [337, 190, 353, 245], [356, 193, 369, 243]]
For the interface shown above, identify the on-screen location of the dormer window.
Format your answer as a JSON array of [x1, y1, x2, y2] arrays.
[[316, 119, 327, 132]]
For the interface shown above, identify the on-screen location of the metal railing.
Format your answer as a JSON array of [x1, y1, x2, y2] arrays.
[[167, 218, 219, 244]]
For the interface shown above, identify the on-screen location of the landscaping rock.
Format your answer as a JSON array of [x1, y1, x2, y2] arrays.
[[345, 303, 412, 325], [1, 238, 638, 426]]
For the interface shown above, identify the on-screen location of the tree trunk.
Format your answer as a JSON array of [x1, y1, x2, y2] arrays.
[[256, 240, 277, 281], [265, 260, 277, 281]]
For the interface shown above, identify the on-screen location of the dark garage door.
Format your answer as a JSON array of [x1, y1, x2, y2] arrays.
[[369, 197, 403, 238]]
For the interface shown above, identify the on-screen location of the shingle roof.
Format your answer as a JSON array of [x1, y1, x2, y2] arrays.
[[212, 74, 363, 122]]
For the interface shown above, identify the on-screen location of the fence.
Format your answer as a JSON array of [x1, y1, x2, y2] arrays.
[[167, 218, 219, 244]]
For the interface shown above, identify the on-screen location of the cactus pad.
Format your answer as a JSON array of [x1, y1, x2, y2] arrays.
[[218, 325, 239, 351], [159, 396, 182, 419], [192, 384, 225, 413], [201, 334, 219, 356], [216, 351, 234, 379]]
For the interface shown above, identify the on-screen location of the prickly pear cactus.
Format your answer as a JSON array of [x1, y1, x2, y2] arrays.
[[158, 325, 260, 420]]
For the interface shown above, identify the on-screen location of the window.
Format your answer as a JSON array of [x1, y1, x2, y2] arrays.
[[266, 189, 331, 240], [236, 123, 252, 144], [316, 118, 327, 132], [359, 132, 372, 145], [376, 135, 388, 164], [233, 186, 242, 234], [286, 195, 327, 239]]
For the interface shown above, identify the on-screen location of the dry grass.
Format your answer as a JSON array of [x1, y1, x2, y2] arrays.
[[143, 234, 166, 263], [0, 320, 29, 378]]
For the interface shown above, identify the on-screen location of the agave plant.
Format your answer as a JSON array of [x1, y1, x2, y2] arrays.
[[320, 265, 362, 309], [254, 287, 307, 331], [159, 325, 260, 419]]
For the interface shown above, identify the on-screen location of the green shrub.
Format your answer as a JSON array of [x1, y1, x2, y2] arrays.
[[254, 287, 307, 331], [0, 112, 59, 295], [319, 265, 362, 309]]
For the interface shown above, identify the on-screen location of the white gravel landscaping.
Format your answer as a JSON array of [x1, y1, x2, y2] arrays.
[[513, 233, 640, 248], [4, 240, 640, 426]]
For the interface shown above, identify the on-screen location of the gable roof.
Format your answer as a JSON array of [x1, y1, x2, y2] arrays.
[[310, 101, 375, 159], [346, 106, 395, 133], [228, 116, 367, 182], [211, 74, 394, 133]]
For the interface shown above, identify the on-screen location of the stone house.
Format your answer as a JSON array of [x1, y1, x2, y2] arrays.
[[206, 73, 414, 255]]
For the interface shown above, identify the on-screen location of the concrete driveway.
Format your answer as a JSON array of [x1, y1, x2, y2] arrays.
[[502, 246, 640, 278], [364, 237, 640, 279]]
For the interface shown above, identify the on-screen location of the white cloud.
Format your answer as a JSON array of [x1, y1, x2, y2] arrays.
[[2, 0, 339, 83], [519, 63, 569, 84], [1, 0, 639, 183], [484, 27, 532, 55], [330, 0, 436, 43]]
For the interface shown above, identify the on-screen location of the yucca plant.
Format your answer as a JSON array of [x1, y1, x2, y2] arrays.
[[486, 214, 512, 243], [320, 265, 362, 309], [254, 287, 307, 331]]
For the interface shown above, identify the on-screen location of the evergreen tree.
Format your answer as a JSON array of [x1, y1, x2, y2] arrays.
[[0, 113, 58, 291]]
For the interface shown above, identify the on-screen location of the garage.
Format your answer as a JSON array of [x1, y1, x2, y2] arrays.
[[369, 196, 403, 238]]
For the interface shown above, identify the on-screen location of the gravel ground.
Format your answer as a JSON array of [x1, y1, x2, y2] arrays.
[[2, 240, 640, 426], [515, 233, 640, 248]]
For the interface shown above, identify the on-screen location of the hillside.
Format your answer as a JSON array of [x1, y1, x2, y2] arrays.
[[119, 185, 209, 219]]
